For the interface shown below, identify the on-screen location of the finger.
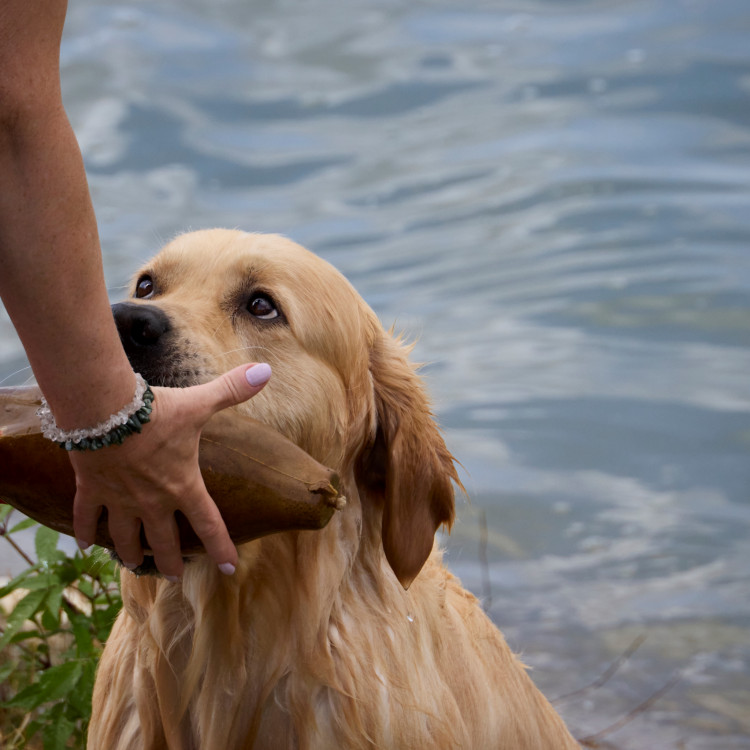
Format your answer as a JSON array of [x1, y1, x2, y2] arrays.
[[142, 514, 184, 581], [72, 492, 103, 551], [187, 363, 272, 422], [106, 509, 145, 570], [183, 490, 238, 575]]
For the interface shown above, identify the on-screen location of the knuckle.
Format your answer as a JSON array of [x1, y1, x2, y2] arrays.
[[194, 512, 225, 541], [153, 550, 183, 579], [187, 497, 227, 539], [72, 496, 101, 530], [219, 373, 244, 406], [142, 524, 175, 550]]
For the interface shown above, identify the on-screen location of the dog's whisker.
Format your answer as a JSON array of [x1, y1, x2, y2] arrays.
[[0, 365, 34, 387], [209, 312, 236, 339], [218, 345, 274, 358]]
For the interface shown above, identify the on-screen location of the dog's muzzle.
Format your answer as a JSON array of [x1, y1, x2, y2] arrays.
[[111, 302, 181, 387], [112, 301, 171, 356]]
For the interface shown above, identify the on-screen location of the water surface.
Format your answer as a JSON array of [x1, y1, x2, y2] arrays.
[[1, 1, 749, 747]]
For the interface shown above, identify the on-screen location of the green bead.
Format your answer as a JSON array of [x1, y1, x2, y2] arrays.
[[53, 381, 155, 452]]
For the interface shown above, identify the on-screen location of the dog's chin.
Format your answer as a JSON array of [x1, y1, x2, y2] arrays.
[[125, 351, 214, 390], [135, 366, 206, 389]]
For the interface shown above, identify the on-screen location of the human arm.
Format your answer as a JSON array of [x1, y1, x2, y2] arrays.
[[0, 0, 264, 578]]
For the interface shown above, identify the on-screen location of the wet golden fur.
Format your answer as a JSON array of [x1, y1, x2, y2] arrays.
[[88, 229, 579, 749]]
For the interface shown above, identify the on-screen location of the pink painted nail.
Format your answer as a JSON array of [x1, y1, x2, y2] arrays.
[[218, 562, 236, 576], [246, 363, 272, 387]]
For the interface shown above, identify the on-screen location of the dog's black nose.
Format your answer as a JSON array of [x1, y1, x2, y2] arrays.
[[112, 302, 171, 351]]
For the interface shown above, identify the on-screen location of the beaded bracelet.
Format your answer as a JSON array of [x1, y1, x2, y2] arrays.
[[36, 373, 155, 451]]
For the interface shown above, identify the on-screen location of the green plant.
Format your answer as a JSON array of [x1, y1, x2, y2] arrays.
[[0, 504, 122, 750]]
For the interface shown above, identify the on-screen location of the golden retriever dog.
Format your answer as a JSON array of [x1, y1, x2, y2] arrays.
[[88, 229, 580, 750]]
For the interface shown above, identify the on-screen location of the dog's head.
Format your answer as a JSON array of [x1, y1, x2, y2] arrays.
[[113, 229, 458, 587]]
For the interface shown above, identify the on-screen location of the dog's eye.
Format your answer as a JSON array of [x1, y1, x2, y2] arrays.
[[135, 275, 155, 299], [247, 293, 279, 320]]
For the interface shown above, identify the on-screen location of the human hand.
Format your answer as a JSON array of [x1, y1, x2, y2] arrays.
[[69, 362, 272, 580]]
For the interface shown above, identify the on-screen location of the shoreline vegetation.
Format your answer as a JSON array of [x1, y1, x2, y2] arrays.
[[0, 504, 121, 750]]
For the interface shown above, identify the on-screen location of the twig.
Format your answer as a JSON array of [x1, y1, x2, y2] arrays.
[[578, 672, 682, 746], [553, 634, 647, 705], [0, 530, 35, 568]]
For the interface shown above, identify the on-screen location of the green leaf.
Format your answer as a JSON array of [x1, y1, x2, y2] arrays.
[[3, 682, 42, 712], [1, 575, 54, 594], [94, 602, 122, 641], [41, 607, 60, 631], [77, 578, 94, 599], [8, 517, 38, 534], [0, 588, 47, 648], [40, 660, 84, 702], [8, 629, 46, 645], [70, 617, 94, 657], [80, 546, 116, 578], [56, 559, 80, 587], [0, 660, 15, 683], [41, 708, 75, 750], [3, 660, 83, 710], [45, 583, 64, 617], [0, 568, 34, 598], [67, 658, 96, 718], [35, 526, 60, 564], [0, 519, 125, 749]]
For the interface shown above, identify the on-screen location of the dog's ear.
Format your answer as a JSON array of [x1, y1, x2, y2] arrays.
[[359, 331, 459, 589]]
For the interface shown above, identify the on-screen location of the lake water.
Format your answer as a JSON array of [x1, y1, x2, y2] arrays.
[[1, 1, 749, 747]]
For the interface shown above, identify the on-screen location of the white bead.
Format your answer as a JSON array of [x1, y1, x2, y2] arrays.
[[36, 373, 150, 444]]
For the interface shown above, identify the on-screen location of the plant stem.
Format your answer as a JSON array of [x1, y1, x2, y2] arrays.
[[0, 533, 35, 567]]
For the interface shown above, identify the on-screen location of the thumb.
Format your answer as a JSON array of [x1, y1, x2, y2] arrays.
[[190, 362, 272, 418]]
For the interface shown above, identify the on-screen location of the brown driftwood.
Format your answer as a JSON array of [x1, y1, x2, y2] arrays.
[[0, 386, 343, 554]]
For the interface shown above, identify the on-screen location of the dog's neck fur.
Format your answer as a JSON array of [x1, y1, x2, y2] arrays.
[[116, 474, 421, 750]]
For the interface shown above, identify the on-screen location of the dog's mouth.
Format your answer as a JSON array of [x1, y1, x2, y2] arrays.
[[112, 301, 214, 389], [111, 552, 164, 576], [138, 356, 210, 389], [111, 546, 189, 577]]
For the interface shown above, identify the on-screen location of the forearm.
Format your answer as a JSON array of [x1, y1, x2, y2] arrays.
[[0, 0, 134, 428], [0, 0, 253, 579]]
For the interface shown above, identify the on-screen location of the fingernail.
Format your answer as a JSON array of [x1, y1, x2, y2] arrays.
[[246, 363, 272, 387], [164, 575, 181, 583], [218, 562, 236, 576], [122, 561, 138, 571], [77, 539, 92, 551]]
